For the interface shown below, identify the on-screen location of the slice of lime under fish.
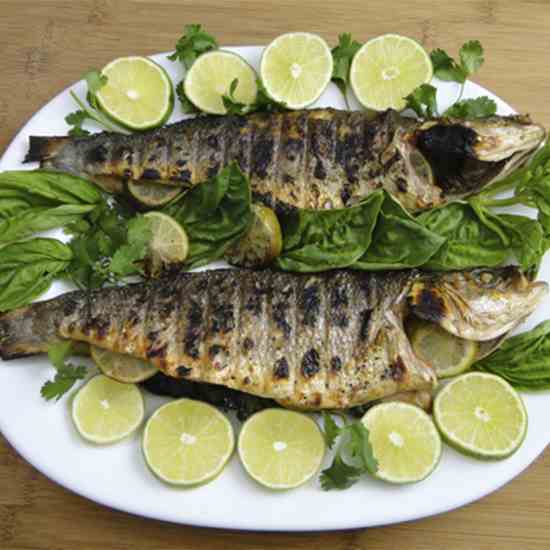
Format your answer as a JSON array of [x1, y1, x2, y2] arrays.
[[91, 346, 157, 383], [128, 180, 183, 207]]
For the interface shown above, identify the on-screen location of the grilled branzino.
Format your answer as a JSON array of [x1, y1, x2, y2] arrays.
[[0, 267, 546, 409], [25, 109, 545, 214]]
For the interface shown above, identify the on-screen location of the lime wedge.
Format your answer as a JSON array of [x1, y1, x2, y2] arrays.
[[96, 56, 174, 130], [91, 346, 157, 383], [142, 399, 235, 486], [238, 409, 325, 489], [184, 50, 257, 114], [410, 320, 478, 378], [362, 402, 441, 483], [143, 211, 189, 275], [225, 204, 282, 268], [260, 32, 333, 109], [350, 34, 433, 111], [72, 374, 144, 444], [128, 180, 182, 207], [433, 372, 527, 460]]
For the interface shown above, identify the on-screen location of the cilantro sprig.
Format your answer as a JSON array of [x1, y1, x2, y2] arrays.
[[331, 33, 362, 108], [41, 341, 88, 401], [319, 412, 378, 490], [168, 24, 218, 70], [66, 70, 127, 135]]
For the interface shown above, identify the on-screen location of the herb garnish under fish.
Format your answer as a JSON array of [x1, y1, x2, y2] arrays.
[[0, 267, 545, 409]]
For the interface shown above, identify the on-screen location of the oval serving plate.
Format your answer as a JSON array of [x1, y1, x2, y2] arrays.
[[0, 46, 549, 531]]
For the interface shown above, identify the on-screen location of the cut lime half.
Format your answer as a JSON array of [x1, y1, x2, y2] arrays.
[[238, 409, 325, 490], [433, 372, 527, 460], [260, 32, 333, 109], [96, 56, 174, 130], [184, 50, 257, 114], [72, 374, 144, 444], [362, 402, 442, 483], [350, 34, 433, 111], [91, 346, 157, 384], [143, 399, 235, 486]]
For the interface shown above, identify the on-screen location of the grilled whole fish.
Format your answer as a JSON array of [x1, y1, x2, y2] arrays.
[[0, 267, 546, 409], [25, 109, 545, 214]]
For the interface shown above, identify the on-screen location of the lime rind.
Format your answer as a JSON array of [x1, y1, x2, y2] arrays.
[[96, 56, 174, 131], [260, 32, 333, 109], [72, 374, 144, 444], [142, 398, 235, 486], [433, 372, 528, 460], [362, 402, 442, 484]]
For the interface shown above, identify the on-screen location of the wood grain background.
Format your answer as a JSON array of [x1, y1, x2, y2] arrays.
[[1, 1, 549, 548]]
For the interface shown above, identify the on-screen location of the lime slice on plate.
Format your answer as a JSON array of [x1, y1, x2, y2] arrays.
[[410, 320, 478, 378], [143, 399, 235, 486], [72, 374, 144, 444], [143, 211, 189, 275], [260, 32, 333, 109], [184, 50, 258, 114], [350, 34, 433, 111], [91, 346, 157, 383], [128, 180, 182, 207], [225, 204, 282, 268], [96, 56, 174, 130], [238, 409, 325, 489], [362, 402, 442, 483], [433, 372, 527, 460]]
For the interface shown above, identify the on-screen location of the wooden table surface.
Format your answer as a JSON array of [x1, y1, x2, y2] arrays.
[[1, 1, 549, 548]]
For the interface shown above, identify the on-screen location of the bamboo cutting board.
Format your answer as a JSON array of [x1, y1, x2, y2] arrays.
[[0, 1, 549, 548]]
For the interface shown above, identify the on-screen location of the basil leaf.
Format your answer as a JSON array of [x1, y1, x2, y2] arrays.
[[275, 191, 384, 272], [0, 238, 72, 311]]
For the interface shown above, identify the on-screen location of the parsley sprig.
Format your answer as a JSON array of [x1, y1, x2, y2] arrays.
[[331, 33, 362, 109], [41, 341, 87, 401], [319, 412, 378, 490], [168, 24, 218, 70]]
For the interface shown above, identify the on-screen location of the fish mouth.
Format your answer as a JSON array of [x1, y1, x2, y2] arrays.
[[411, 116, 546, 198], [407, 266, 548, 341]]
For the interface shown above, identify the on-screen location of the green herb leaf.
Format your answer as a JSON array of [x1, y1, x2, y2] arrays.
[[222, 78, 248, 115], [320, 453, 364, 491], [459, 40, 484, 77], [346, 422, 378, 474], [321, 412, 342, 449], [331, 33, 362, 107], [168, 24, 218, 69], [109, 215, 152, 276], [474, 321, 550, 390], [404, 83, 438, 118], [41, 341, 87, 401], [65, 110, 91, 136], [0, 238, 73, 311], [430, 48, 466, 83], [444, 96, 497, 119], [175, 79, 201, 114]]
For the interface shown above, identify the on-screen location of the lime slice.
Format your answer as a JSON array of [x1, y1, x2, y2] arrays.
[[184, 50, 257, 115], [410, 320, 478, 378], [91, 346, 157, 383], [433, 372, 527, 460], [362, 402, 441, 483], [143, 212, 189, 276], [260, 32, 333, 109], [350, 34, 433, 111], [238, 409, 325, 489], [72, 374, 144, 444], [128, 180, 182, 207], [96, 56, 174, 130], [225, 204, 282, 268], [142, 399, 235, 486]]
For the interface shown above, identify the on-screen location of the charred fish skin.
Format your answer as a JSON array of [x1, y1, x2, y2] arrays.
[[25, 109, 544, 214], [0, 269, 436, 409]]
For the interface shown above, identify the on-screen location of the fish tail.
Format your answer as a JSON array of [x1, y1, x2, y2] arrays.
[[0, 300, 64, 360], [24, 136, 71, 164]]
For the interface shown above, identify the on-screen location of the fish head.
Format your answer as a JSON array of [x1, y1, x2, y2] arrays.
[[408, 266, 548, 341], [411, 115, 546, 201]]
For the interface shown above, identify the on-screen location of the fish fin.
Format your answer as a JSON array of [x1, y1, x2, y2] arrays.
[[24, 136, 70, 164]]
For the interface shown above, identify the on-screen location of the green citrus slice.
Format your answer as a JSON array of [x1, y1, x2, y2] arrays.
[[184, 50, 257, 114], [433, 372, 527, 460], [72, 374, 144, 444], [238, 409, 325, 489], [96, 56, 174, 130], [260, 32, 333, 109], [128, 180, 182, 207], [410, 320, 478, 378], [350, 34, 433, 111], [361, 402, 442, 483], [142, 399, 235, 486], [90, 346, 157, 383]]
